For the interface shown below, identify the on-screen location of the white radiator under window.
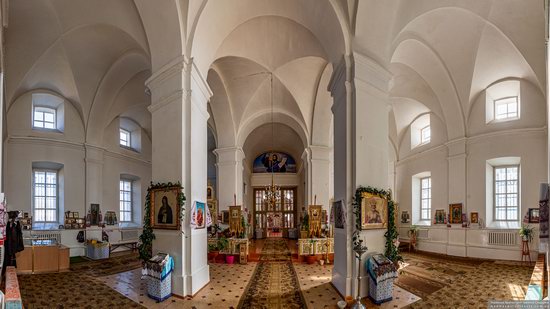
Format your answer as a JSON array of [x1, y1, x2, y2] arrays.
[[417, 228, 429, 239], [121, 229, 139, 241], [30, 231, 62, 244], [488, 231, 517, 246]]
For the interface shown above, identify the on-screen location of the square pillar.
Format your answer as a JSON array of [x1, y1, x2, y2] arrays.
[[329, 52, 392, 298], [146, 56, 212, 297]]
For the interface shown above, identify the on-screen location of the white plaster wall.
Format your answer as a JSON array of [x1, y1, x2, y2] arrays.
[[396, 81, 547, 260], [4, 90, 152, 255]]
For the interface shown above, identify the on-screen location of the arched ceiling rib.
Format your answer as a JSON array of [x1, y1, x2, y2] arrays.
[[243, 122, 305, 168], [353, 1, 544, 155], [7, 0, 152, 143], [190, 0, 345, 78]]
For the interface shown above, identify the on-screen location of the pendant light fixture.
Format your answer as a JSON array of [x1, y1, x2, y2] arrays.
[[263, 73, 280, 210]]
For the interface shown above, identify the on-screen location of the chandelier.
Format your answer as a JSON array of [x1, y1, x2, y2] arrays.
[[263, 73, 280, 209]]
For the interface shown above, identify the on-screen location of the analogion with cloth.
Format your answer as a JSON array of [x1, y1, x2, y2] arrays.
[[142, 253, 174, 302], [367, 254, 397, 304]]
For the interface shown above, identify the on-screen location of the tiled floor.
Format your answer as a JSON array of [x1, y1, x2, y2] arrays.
[[102, 262, 257, 309], [103, 260, 420, 308]]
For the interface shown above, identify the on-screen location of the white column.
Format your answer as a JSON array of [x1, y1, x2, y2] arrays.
[[146, 56, 212, 297], [306, 145, 331, 209], [84, 145, 104, 207], [329, 52, 392, 297], [213, 147, 244, 211]]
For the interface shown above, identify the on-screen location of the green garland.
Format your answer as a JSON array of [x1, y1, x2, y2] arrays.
[[138, 181, 186, 262], [353, 186, 402, 263]]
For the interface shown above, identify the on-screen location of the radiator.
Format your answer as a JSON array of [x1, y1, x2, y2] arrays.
[[488, 231, 517, 246], [121, 229, 139, 241], [417, 228, 429, 239], [30, 231, 62, 244]]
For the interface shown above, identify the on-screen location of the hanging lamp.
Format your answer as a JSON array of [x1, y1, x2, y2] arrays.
[[263, 73, 280, 210]]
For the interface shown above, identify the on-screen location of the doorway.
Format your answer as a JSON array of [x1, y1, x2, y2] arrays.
[[253, 187, 297, 238]]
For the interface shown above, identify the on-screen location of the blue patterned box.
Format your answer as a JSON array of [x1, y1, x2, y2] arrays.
[[146, 273, 172, 302], [86, 242, 109, 260], [367, 254, 397, 305]]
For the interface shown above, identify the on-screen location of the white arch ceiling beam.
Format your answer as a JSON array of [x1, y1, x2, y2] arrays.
[[389, 97, 430, 140], [7, 0, 152, 144], [385, 4, 543, 148], [103, 71, 152, 139], [392, 38, 465, 140], [237, 109, 309, 149], [134, 0, 182, 71], [189, 0, 345, 78], [310, 63, 334, 147], [242, 122, 305, 167], [207, 68, 237, 148], [86, 51, 150, 144]]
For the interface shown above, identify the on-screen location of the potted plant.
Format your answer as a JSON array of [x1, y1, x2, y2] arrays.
[[301, 214, 310, 239], [217, 236, 229, 263], [519, 225, 535, 242], [207, 242, 219, 262]]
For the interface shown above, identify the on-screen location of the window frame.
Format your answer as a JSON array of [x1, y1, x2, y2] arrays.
[[493, 96, 519, 122], [119, 128, 131, 148], [420, 177, 431, 221], [33, 106, 57, 130], [32, 169, 59, 223], [493, 165, 520, 222], [420, 125, 431, 145], [119, 179, 133, 222]]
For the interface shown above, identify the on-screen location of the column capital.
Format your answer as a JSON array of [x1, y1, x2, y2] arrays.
[[84, 143, 105, 164], [353, 51, 392, 101], [213, 147, 245, 163], [307, 145, 332, 161], [445, 137, 467, 157]]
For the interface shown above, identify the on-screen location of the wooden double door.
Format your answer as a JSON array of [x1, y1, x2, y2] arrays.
[[253, 187, 297, 238]]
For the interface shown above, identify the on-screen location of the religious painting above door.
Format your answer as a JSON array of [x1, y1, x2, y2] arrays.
[[253, 152, 296, 173], [360, 193, 388, 230]]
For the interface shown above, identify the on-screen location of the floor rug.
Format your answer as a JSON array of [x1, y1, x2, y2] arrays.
[[238, 239, 306, 308], [18, 272, 145, 309], [70, 251, 142, 277], [395, 252, 483, 299], [404, 261, 533, 309]]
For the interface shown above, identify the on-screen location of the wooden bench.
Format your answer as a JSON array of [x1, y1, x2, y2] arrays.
[[110, 240, 138, 253], [107, 228, 140, 254]]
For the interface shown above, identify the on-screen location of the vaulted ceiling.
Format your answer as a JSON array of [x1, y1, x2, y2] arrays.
[[6, 0, 545, 162]]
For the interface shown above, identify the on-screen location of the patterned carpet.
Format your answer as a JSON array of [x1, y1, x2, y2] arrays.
[[70, 251, 142, 277], [398, 253, 534, 309], [238, 239, 306, 308], [395, 252, 484, 299], [18, 272, 145, 309]]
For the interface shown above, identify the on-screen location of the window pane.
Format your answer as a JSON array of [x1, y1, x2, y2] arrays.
[[34, 112, 44, 121], [507, 181, 518, 193], [44, 112, 54, 122], [46, 209, 56, 222], [35, 209, 45, 222], [44, 122, 55, 129], [495, 195, 506, 207], [507, 209, 518, 220], [46, 197, 56, 209], [46, 172, 56, 184], [35, 172, 45, 183], [495, 168, 506, 180], [46, 185, 56, 197], [35, 197, 44, 209]]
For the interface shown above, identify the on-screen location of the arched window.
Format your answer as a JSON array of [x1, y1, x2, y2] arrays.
[[32, 93, 64, 132]]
